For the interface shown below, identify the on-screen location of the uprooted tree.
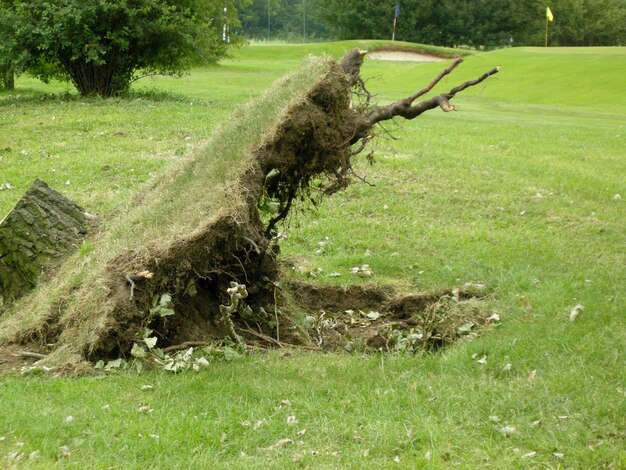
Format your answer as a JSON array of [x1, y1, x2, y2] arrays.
[[0, 50, 499, 369]]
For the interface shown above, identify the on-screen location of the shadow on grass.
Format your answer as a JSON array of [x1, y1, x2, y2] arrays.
[[0, 87, 214, 107]]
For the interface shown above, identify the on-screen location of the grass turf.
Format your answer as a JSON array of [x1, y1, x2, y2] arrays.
[[0, 42, 625, 467]]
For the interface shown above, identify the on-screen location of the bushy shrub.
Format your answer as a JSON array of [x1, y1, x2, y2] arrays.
[[1, 0, 243, 96]]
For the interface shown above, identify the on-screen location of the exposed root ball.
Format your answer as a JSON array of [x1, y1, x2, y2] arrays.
[[0, 50, 501, 370]]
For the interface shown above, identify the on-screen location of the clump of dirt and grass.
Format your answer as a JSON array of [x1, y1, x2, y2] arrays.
[[0, 50, 499, 372]]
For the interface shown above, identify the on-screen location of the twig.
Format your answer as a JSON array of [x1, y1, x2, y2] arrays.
[[242, 236, 261, 255], [349, 135, 370, 157], [408, 57, 463, 102], [15, 351, 47, 360], [231, 253, 249, 284], [239, 327, 284, 347], [127, 72, 168, 85], [125, 270, 153, 300], [125, 274, 136, 300], [447, 66, 500, 95], [265, 188, 296, 235], [350, 170, 376, 187]]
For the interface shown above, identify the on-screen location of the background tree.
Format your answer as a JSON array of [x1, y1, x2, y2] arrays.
[[548, 0, 626, 46], [239, 0, 328, 41], [240, 0, 625, 47], [0, 0, 17, 90], [2, 0, 245, 97]]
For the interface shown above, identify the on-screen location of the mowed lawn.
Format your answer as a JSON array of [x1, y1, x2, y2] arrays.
[[0, 43, 625, 468]]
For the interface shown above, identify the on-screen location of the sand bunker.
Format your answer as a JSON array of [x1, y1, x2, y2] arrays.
[[368, 50, 445, 62]]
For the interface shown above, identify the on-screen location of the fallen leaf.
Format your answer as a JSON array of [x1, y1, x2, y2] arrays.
[[498, 426, 518, 436], [287, 415, 298, 425], [137, 405, 153, 414], [64, 416, 74, 424], [568, 304, 584, 322], [365, 311, 381, 320], [351, 264, 373, 277], [131, 343, 147, 358], [253, 420, 264, 431], [104, 358, 123, 371], [522, 451, 537, 459], [489, 415, 501, 423], [553, 452, 564, 459], [502, 363, 512, 371], [487, 313, 501, 322], [296, 429, 306, 436], [528, 370, 537, 382], [140, 384, 154, 391], [7, 451, 24, 461], [59, 445, 71, 458], [393, 455, 401, 463], [424, 450, 432, 461]]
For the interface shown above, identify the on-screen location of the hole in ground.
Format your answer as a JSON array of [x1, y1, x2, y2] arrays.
[[288, 281, 495, 353]]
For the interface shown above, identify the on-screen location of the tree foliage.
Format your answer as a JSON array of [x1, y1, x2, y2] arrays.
[[0, 0, 17, 89], [1, 0, 245, 97], [239, 0, 625, 47], [239, 0, 328, 41]]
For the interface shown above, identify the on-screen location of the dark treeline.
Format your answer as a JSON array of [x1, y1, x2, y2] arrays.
[[238, 0, 626, 47]]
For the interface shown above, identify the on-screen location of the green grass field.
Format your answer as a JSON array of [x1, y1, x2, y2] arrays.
[[1, 42, 625, 468]]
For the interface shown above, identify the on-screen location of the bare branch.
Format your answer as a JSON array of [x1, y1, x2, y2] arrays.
[[407, 57, 463, 103], [448, 66, 500, 95], [361, 63, 500, 134]]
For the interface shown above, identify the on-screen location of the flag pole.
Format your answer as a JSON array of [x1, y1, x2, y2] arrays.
[[392, 2, 399, 41], [545, 7, 554, 47]]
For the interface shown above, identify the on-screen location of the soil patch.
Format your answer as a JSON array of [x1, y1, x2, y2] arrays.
[[289, 282, 494, 353]]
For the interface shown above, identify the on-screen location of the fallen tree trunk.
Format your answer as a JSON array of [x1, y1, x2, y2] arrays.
[[0, 179, 87, 306], [0, 50, 499, 368]]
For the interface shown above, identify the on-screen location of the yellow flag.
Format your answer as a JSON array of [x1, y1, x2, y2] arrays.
[[546, 6, 554, 21]]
